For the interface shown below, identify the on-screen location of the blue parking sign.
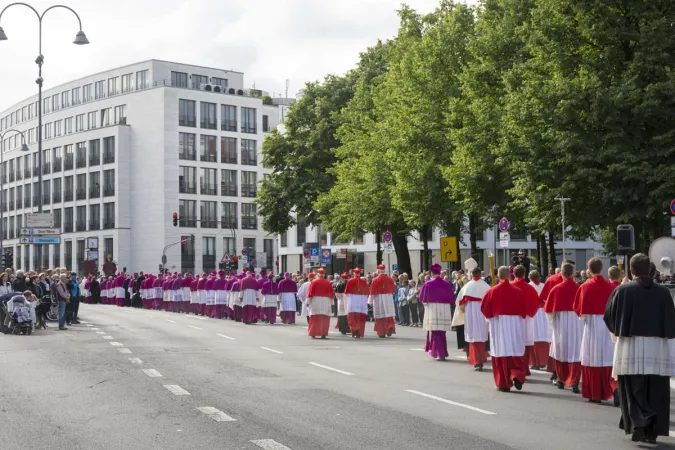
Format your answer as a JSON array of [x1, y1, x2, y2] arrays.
[[392, 264, 399, 272]]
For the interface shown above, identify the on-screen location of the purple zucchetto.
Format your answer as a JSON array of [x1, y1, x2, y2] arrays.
[[430, 263, 442, 274]]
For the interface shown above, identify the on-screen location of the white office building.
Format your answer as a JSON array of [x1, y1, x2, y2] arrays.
[[0, 59, 289, 275]]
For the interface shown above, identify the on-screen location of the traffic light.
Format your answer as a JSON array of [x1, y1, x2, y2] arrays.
[[5, 252, 13, 269], [172, 212, 178, 227], [233, 256, 238, 263], [1, 254, 5, 268]]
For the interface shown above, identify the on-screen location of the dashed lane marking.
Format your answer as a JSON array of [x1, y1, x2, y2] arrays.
[[118, 348, 132, 354], [85, 324, 93, 327], [188, 325, 203, 330], [102, 336, 113, 340], [79, 321, 88, 324], [142, 369, 163, 378], [90, 328, 99, 330], [217, 334, 235, 340], [251, 439, 292, 449], [196, 407, 236, 422], [261, 347, 283, 354], [166, 319, 176, 324], [164, 385, 190, 396], [96, 331, 106, 334], [405, 390, 496, 415], [129, 358, 143, 364], [411, 348, 425, 351], [308, 362, 354, 376], [109, 342, 123, 347]]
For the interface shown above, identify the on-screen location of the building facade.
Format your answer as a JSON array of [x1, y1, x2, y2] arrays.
[[0, 60, 285, 275]]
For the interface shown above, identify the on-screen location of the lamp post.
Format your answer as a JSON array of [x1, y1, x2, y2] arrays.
[[554, 197, 571, 265], [0, 2, 89, 216], [0, 129, 30, 260]]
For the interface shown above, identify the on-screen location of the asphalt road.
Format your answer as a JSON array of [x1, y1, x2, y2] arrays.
[[1, 304, 674, 450]]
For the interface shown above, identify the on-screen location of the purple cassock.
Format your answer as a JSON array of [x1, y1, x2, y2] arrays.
[[172, 276, 183, 313], [239, 276, 259, 324], [419, 274, 455, 360], [212, 276, 226, 319], [261, 278, 280, 325], [277, 276, 298, 324], [231, 277, 242, 322], [196, 277, 207, 315]]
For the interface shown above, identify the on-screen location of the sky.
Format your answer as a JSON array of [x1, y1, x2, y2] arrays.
[[0, 0, 474, 108]]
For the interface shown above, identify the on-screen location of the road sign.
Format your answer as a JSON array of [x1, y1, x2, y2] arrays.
[[302, 248, 310, 258], [498, 217, 510, 232], [440, 236, 458, 262], [304, 261, 311, 269], [88, 251, 98, 261], [222, 252, 232, 263], [392, 264, 399, 272], [20, 227, 59, 236], [241, 248, 248, 256], [181, 237, 188, 245], [383, 243, 394, 254], [20, 236, 60, 244], [321, 248, 332, 264], [335, 249, 347, 259], [499, 239, 510, 248], [499, 232, 510, 240], [26, 213, 54, 227], [251, 259, 257, 267], [383, 230, 393, 243], [671, 199, 675, 215], [310, 247, 319, 257], [256, 252, 267, 266], [671, 217, 675, 237]]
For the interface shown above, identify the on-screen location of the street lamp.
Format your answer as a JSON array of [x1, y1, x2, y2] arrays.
[[554, 197, 571, 264], [0, 2, 89, 216], [0, 129, 30, 260]]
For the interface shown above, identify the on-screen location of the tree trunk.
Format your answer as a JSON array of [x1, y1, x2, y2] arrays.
[[392, 232, 412, 277], [548, 231, 557, 270], [375, 230, 383, 266], [421, 225, 430, 272], [536, 234, 542, 273], [540, 234, 549, 277], [469, 214, 479, 267]]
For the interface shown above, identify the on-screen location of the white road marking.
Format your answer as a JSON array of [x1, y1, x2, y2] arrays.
[[405, 390, 496, 415], [80, 321, 88, 324], [85, 324, 93, 327], [188, 325, 203, 330], [411, 348, 425, 351], [166, 319, 176, 324], [196, 406, 236, 422], [96, 331, 106, 334], [251, 439, 292, 449], [261, 347, 283, 354], [217, 334, 235, 340], [142, 369, 163, 378], [102, 336, 113, 340], [118, 348, 132, 354], [90, 328, 99, 330], [129, 358, 143, 364], [109, 342, 123, 347], [453, 356, 467, 361], [308, 362, 354, 376], [164, 385, 190, 395], [531, 369, 548, 375]]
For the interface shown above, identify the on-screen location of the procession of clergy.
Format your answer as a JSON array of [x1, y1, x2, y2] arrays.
[[88, 253, 675, 443]]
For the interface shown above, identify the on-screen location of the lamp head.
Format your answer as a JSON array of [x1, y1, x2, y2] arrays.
[[73, 30, 89, 45], [20, 143, 29, 152], [0, 26, 7, 41]]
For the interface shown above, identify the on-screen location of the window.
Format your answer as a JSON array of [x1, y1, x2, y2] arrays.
[[8, 215, 13, 238], [89, 139, 100, 166], [281, 232, 287, 247], [88, 111, 97, 129], [16, 186, 22, 208], [90, 204, 100, 230], [29, 103, 35, 119], [42, 180, 50, 205], [192, 74, 208, 89], [44, 122, 52, 139], [200, 135, 217, 162], [32, 181, 39, 206], [103, 169, 115, 196], [8, 160, 13, 182], [15, 157, 21, 181], [241, 107, 256, 133], [181, 234, 195, 273], [75, 114, 84, 132], [179, 166, 196, 194], [76, 142, 86, 168], [64, 176, 73, 202], [241, 203, 257, 230], [221, 105, 237, 131], [71, 87, 81, 105], [53, 209, 61, 231], [200, 102, 217, 129], [76, 174, 87, 200], [23, 155, 29, 178], [103, 202, 115, 229], [64, 207, 74, 232], [53, 147, 62, 172], [27, 128, 34, 144], [200, 168, 217, 195], [243, 238, 256, 264], [100, 108, 111, 127], [221, 137, 237, 164], [202, 236, 216, 274], [89, 172, 100, 198], [171, 71, 188, 88], [95, 80, 105, 99], [221, 202, 237, 229], [42, 149, 51, 174], [241, 139, 257, 165], [76, 205, 86, 231], [223, 237, 236, 256], [136, 70, 149, 89], [76, 239, 85, 274], [107, 77, 118, 96], [179, 199, 196, 227], [179, 99, 196, 127], [178, 133, 196, 160], [241, 171, 257, 197], [53, 243, 60, 268], [297, 216, 306, 245], [61, 91, 69, 108], [43, 98, 50, 114], [264, 239, 274, 270], [221, 169, 237, 196], [51, 94, 59, 111], [121, 73, 132, 93], [64, 145, 74, 170], [212, 77, 228, 88], [114, 105, 126, 124], [103, 137, 115, 164], [64, 241, 72, 270], [31, 153, 38, 176], [53, 178, 61, 203], [104, 238, 113, 262], [54, 119, 62, 136], [200, 201, 217, 228], [263, 115, 269, 132], [83, 84, 92, 102]]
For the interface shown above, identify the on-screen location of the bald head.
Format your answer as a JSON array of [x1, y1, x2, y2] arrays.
[[498, 266, 510, 281], [561, 263, 574, 279]]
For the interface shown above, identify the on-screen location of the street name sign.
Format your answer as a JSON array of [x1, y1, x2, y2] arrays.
[[26, 213, 54, 228], [20, 236, 61, 245], [20, 228, 60, 236]]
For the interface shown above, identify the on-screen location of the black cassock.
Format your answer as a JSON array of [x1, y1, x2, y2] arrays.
[[604, 278, 675, 439]]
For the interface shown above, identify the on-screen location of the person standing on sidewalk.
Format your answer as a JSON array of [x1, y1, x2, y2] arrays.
[[56, 274, 70, 330], [67, 272, 81, 325]]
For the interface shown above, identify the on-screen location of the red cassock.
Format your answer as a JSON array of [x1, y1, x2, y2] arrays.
[[544, 278, 582, 387], [480, 280, 529, 390], [511, 278, 540, 370], [572, 275, 618, 401], [369, 274, 397, 337], [345, 277, 370, 337], [306, 277, 335, 338]]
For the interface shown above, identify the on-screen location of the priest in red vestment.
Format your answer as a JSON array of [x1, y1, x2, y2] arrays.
[[540, 261, 574, 380], [481, 266, 529, 391], [420, 263, 455, 361], [457, 267, 491, 371], [369, 264, 397, 338], [306, 268, 334, 338], [572, 257, 617, 403], [545, 262, 582, 393], [511, 265, 541, 374], [528, 270, 551, 369], [345, 268, 369, 338]]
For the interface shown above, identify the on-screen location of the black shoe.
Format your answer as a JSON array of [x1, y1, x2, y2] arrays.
[[498, 387, 510, 392], [320, 336, 326, 339], [59, 327, 68, 331], [513, 378, 523, 391], [613, 390, 620, 407], [631, 427, 646, 442], [571, 385, 580, 394], [556, 381, 565, 389], [378, 335, 386, 339], [588, 399, 601, 404], [550, 373, 558, 382], [474, 364, 483, 372], [72, 320, 81, 325]]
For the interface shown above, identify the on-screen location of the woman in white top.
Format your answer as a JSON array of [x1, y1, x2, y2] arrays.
[[0, 273, 12, 296]]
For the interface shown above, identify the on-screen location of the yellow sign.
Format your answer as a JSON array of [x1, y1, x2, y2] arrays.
[[440, 236, 458, 262]]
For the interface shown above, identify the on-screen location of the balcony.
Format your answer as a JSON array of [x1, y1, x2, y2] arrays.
[[8, 230, 14, 239], [241, 184, 257, 198], [221, 121, 237, 132], [221, 185, 237, 197], [221, 218, 237, 229], [16, 171, 21, 181], [179, 182, 196, 194], [8, 173, 14, 182], [76, 221, 86, 232], [89, 155, 100, 166], [1, 175, 6, 184], [64, 190, 73, 202], [179, 118, 196, 127], [64, 221, 73, 232], [103, 185, 115, 197], [103, 219, 115, 230], [76, 157, 86, 168], [89, 221, 100, 230], [8, 200, 14, 211], [32, 195, 39, 206], [179, 151, 196, 161], [42, 163, 51, 174], [64, 158, 74, 171], [42, 195, 50, 206], [179, 218, 197, 228], [53, 161, 62, 172], [89, 186, 100, 198], [103, 153, 115, 164], [1, 203, 6, 212], [201, 218, 218, 229], [76, 189, 86, 200], [242, 217, 257, 230], [200, 185, 217, 196], [53, 192, 61, 203]]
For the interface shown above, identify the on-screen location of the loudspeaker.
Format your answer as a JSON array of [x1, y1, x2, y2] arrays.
[[617, 224, 635, 252]]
